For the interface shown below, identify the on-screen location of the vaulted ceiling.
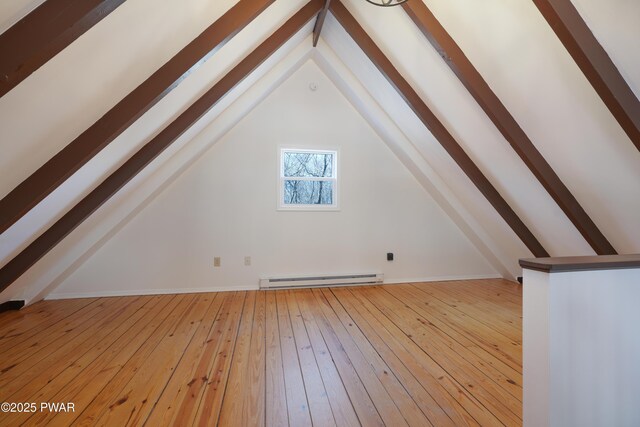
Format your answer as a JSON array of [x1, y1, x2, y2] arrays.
[[0, 0, 638, 304]]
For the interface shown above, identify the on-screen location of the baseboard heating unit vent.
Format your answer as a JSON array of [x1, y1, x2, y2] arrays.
[[259, 273, 384, 290]]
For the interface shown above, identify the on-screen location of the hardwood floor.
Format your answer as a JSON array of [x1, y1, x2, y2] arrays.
[[0, 279, 522, 426]]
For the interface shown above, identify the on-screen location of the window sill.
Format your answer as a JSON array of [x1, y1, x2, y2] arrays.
[[277, 206, 340, 212]]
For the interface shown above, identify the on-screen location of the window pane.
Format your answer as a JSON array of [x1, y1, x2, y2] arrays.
[[283, 152, 333, 177], [283, 180, 333, 205]]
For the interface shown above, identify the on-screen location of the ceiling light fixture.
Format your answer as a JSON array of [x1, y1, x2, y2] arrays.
[[364, 0, 408, 6]]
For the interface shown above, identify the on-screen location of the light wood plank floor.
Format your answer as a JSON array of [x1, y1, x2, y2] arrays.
[[0, 279, 522, 426]]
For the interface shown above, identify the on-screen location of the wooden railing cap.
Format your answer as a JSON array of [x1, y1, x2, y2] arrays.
[[520, 254, 640, 273]]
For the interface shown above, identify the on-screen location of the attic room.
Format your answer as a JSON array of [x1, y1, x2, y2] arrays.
[[0, 0, 638, 425]]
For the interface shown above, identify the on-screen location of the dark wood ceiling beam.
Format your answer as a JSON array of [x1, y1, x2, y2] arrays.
[[402, 1, 616, 255], [329, 0, 548, 257], [313, 0, 332, 47], [533, 0, 640, 151], [0, 0, 126, 98], [0, 0, 275, 235], [0, 0, 324, 294]]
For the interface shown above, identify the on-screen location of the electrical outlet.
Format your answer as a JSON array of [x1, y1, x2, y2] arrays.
[[213, 257, 221, 267], [244, 256, 251, 266]]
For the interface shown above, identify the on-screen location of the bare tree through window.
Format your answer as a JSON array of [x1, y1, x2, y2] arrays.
[[280, 149, 337, 208]]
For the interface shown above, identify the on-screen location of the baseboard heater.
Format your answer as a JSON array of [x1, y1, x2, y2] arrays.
[[259, 273, 384, 290]]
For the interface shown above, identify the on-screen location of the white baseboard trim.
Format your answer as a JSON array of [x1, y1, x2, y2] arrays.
[[45, 274, 505, 300], [45, 285, 260, 300], [383, 273, 503, 284]]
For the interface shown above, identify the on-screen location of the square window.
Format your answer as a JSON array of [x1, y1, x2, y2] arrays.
[[279, 149, 338, 210]]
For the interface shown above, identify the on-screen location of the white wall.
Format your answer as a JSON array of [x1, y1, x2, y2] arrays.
[[0, 0, 45, 34], [3, 0, 637, 301], [314, 44, 517, 278], [412, 0, 640, 253], [339, 0, 595, 257], [523, 267, 640, 427], [572, 0, 640, 98], [321, 14, 532, 273], [50, 60, 497, 298], [0, 33, 315, 305], [0, 0, 308, 267], [0, 0, 235, 198]]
